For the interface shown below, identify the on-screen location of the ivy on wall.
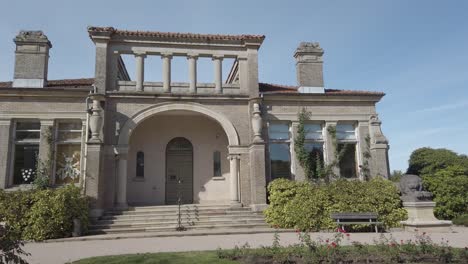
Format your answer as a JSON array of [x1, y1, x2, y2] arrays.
[[295, 108, 371, 182], [33, 126, 54, 189]]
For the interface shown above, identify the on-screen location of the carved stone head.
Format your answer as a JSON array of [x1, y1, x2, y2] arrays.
[[399, 174, 433, 202]]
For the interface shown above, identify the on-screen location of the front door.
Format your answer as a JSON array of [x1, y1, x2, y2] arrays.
[[165, 137, 193, 204]]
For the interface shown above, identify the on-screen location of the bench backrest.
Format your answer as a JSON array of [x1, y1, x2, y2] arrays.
[[330, 212, 378, 220]]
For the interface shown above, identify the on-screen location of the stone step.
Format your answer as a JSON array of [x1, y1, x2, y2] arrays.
[[97, 214, 264, 223], [87, 223, 270, 235], [120, 204, 234, 211], [105, 207, 251, 215], [100, 211, 263, 220], [91, 218, 266, 228], [105, 209, 251, 216]]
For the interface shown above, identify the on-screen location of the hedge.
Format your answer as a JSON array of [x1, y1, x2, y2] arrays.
[[0, 185, 89, 241], [264, 177, 407, 231]]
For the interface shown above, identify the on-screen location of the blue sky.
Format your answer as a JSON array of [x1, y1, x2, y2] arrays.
[[0, 0, 467, 171]]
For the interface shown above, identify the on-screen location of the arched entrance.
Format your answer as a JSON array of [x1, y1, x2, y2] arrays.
[[115, 102, 241, 208], [166, 137, 193, 204]]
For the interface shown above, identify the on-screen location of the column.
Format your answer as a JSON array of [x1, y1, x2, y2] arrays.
[[187, 54, 198, 93], [161, 53, 172, 93], [135, 53, 146, 91], [0, 120, 12, 189], [229, 154, 240, 204], [212, 55, 223, 94], [116, 146, 128, 208]]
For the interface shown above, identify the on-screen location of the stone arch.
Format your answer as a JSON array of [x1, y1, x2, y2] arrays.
[[118, 102, 240, 147]]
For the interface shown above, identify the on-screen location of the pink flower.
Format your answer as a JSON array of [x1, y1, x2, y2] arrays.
[[346, 233, 350, 237], [331, 242, 337, 248]]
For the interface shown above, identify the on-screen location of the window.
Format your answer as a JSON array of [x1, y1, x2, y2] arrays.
[[13, 121, 40, 184], [213, 151, 221, 177], [336, 123, 358, 178], [269, 123, 291, 180], [304, 124, 325, 177], [136, 151, 144, 177], [54, 121, 82, 184]]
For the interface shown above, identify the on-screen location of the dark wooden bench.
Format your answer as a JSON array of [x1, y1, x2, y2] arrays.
[[330, 212, 382, 233]]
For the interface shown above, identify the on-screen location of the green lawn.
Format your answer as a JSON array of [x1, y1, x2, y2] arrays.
[[73, 251, 237, 264]]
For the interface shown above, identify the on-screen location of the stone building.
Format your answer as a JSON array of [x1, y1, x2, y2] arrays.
[[0, 27, 390, 218]]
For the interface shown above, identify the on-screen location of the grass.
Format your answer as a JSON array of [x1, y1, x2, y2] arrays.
[[73, 251, 238, 264]]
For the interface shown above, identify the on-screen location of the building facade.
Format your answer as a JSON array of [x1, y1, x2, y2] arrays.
[[0, 27, 390, 217]]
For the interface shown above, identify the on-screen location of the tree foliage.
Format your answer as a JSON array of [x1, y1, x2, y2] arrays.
[[407, 147, 468, 176]]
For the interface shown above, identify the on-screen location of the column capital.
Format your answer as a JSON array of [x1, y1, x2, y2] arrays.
[[227, 154, 241, 160], [160, 52, 173, 59], [187, 53, 199, 60], [212, 55, 224, 61], [0, 119, 11, 126], [114, 145, 129, 157], [134, 52, 147, 58]]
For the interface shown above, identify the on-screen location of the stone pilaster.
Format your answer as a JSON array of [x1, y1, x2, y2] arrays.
[[85, 143, 104, 217], [249, 143, 267, 211], [0, 120, 12, 189], [39, 120, 54, 183], [291, 122, 306, 181], [369, 115, 390, 178], [324, 121, 338, 176], [357, 122, 370, 180]]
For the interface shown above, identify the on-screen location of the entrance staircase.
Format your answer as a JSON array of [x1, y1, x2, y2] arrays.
[[88, 204, 269, 235]]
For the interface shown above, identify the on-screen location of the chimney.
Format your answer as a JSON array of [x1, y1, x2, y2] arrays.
[[13, 31, 52, 88], [294, 42, 324, 93]]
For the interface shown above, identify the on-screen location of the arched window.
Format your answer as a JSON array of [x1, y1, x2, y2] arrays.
[[213, 151, 221, 177], [136, 151, 144, 178]]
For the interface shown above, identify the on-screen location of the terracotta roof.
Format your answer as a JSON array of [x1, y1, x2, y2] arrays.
[[87, 26, 265, 42], [0, 78, 94, 88], [259, 83, 385, 96]]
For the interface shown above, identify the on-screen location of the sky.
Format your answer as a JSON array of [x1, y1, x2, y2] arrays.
[[0, 0, 467, 172]]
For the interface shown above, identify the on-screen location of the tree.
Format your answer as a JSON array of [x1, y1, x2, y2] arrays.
[[407, 147, 468, 176], [0, 224, 29, 264], [423, 165, 468, 219]]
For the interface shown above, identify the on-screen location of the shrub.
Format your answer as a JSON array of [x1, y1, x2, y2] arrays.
[[264, 177, 407, 231], [0, 185, 89, 241], [423, 166, 468, 220]]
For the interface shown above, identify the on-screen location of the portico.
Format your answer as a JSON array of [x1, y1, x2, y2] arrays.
[[114, 103, 242, 208]]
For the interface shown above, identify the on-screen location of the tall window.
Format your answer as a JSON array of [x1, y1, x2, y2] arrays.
[[213, 151, 221, 177], [54, 121, 82, 184], [136, 151, 144, 178], [13, 121, 41, 184], [269, 123, 291, 180], [304, 123, 325, 177], [336, 123, 358, 178]]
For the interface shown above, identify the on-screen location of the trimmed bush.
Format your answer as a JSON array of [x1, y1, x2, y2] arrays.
[[0, 185, 89, 241], [264, 177, 407, 231]]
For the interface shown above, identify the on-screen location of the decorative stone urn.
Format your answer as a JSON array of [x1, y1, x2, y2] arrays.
[[88, 93, 105, 143], [251, 103, 263, 143], [399, 174, 452, 232]]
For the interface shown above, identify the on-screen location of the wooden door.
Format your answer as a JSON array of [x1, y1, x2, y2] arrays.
[[165, 137, 193, 204]]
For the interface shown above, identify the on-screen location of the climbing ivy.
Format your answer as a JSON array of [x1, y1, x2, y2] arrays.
[[294, 108, 367, 182], [33, 126, 54, 189]]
